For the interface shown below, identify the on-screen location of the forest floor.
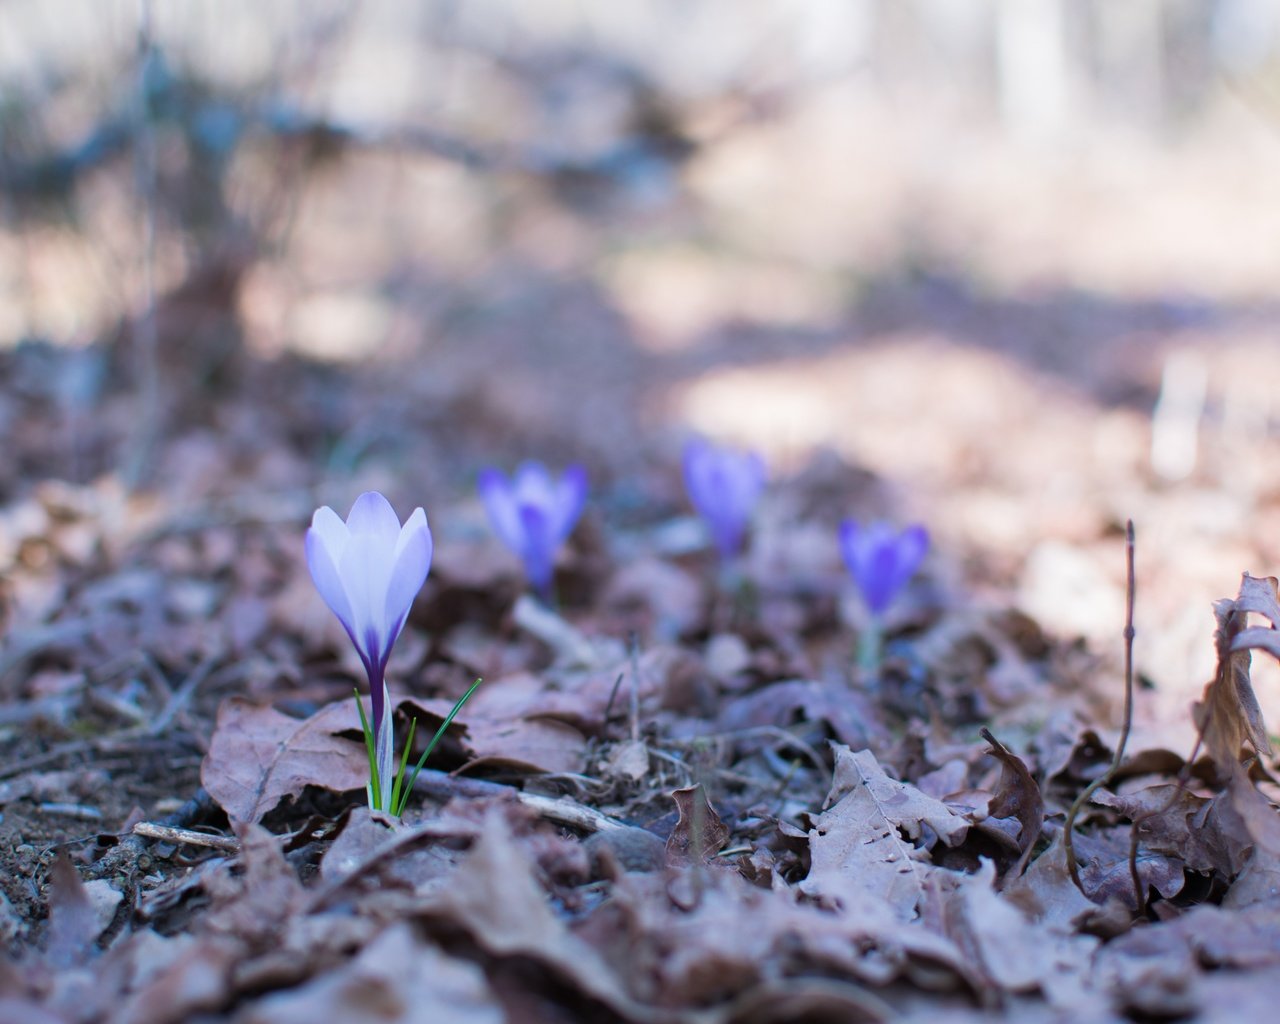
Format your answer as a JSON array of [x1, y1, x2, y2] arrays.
[[2, 263, 1280, 1024]]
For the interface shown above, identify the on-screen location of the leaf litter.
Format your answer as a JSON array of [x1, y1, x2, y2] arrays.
[[2, 350, 1280, 1024]]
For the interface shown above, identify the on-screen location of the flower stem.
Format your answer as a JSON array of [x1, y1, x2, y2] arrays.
[[353, 689, 382, 812], [857, 622, 883, 675]]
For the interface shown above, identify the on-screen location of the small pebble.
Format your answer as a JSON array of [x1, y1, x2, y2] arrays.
[[584, 826, 666, 874]]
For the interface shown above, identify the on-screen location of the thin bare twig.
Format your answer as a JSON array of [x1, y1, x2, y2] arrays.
[[408, 767, 631, 835], [131, 822, 240, 852], [1065, 520, 1136, 897], [149, 650, 223, 736]]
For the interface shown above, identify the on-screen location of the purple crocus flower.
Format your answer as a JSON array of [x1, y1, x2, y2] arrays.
[[683, 437, 766, 560], [839, 520, 928, 617], [479, 462, 587, 597], [306, 492, 432, 807]]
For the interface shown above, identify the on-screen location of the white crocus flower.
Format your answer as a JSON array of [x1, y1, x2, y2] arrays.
[[305, 492, 432, 811]]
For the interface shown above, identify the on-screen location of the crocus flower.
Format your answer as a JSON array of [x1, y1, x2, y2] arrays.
[[479, 461, 587, 597], [306, 491, 432, 810], [839, 520, 928, 617], [683, 437, 766, 560]]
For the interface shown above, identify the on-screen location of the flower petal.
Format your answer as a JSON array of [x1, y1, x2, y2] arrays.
[[479, 469, 523, 552], [518, 502, 554, 591], [346, 491, 402, 539], [551, 464, 588, 543], [513, 461, 555, 508], [861, 542, 901, 616], [896, 525, 929, 578], [840, 520, 928, 617], [384, 507, 432, 638], [309, 504, 351, 562], [305, 520, 357, 642], [339, 526, 397, 667], [838, 519, 862, 576]]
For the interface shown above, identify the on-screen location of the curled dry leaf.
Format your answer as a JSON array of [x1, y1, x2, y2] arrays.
[[1197, 573, 1276, 778], [981, 728, 1045, 879], [201, 697, 367, 825], [665, 784, 730, 866]]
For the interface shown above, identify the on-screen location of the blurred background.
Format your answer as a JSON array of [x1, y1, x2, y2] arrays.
[[4, 0, 1280, 747]]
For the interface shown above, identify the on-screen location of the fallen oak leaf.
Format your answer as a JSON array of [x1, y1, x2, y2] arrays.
[[801, 746, 970, 920], [826, 745, 971, 847], [201, 697, 367, 825]]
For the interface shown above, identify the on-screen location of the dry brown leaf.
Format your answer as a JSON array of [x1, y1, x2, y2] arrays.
[[44, 851, 101, 969], [201, 697, 367, 825], [943, 860, 1102, 1007], [315, 808, 400, 886], [232, 923, 503, 1024], [540, 646, 703, 732], [981, 729, 1045, 879], [1097, 897, 1280, 1018], [425, 806, 640, 1018], [1222, 767, 1280, 907], [665, 784, 730, 866], [1196, 574, 1275, 776], [1093, 785, 1247, 878], [109, 933, 244, 1024], [715, 678, 886, 751], [205, 824, 307, 944], [801, 746, 969, 919], [1072, 828, 1183, 908], [582, 861, 974, 1005], [315, 805, 476, 896], [402, 686, 587, 775], [1002, 835, 1106, 933]]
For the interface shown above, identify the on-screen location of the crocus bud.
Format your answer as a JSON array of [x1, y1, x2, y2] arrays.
[[479, 461, 587, 597], [682, 437, 765, 560], [306, 492, 432, 804], [838, 520, 928, 618]]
